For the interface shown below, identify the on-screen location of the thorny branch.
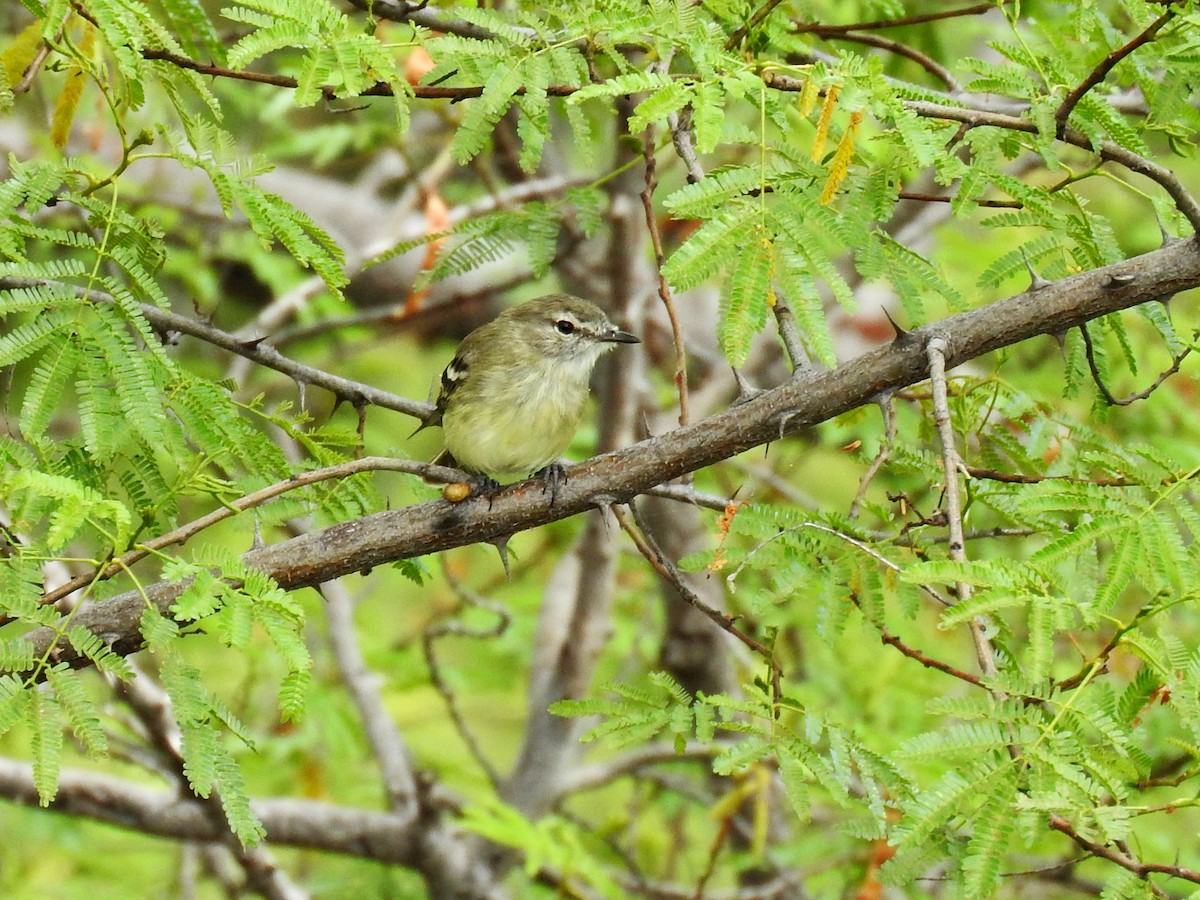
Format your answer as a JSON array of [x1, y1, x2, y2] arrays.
[[16, 235, 1200, 674], [0, 278, 433, 421]]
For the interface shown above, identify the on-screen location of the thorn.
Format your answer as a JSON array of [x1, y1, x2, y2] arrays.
[[1021, 249, 1050, 290], [590, 496, 618, 530], [732, 368, 766, 406], [638, 411, 660, 440], [882, 308, 910, 343], [1158, 217, 1177, 247], [1050, 330, 1068, 354], [776, 410, 807, 440], [1105, 271, 1136, 289], [1156, 292, 1176, 309], [239, 335, 269, 350], [488, 535, 513, 579]]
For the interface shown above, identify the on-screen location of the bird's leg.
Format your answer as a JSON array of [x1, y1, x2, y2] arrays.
[[534, 462, 567, 504]]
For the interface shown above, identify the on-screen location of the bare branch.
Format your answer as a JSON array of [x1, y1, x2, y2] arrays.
[[926, 334, 998, 678], [321, 578, 422, 816], [824, 31, 960, 91], [0, 755, 509, 896]]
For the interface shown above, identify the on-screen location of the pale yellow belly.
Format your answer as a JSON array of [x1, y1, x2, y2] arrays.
[[441, 371, 589, 480]]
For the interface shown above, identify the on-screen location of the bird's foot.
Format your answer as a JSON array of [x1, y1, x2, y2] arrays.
[[535, 462, 567, 505], [461, 473, 501, 509]]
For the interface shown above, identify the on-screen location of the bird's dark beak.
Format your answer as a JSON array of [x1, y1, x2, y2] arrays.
[[605, 328, 640, 344]]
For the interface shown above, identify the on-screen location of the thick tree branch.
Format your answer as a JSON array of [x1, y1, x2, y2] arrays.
[[322, 578, 422, 816], [0, 756, 499, 884], [15, 238, 1200, 671]]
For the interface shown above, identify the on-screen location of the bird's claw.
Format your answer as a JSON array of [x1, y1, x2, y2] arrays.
[[535, 462, 567, 505]]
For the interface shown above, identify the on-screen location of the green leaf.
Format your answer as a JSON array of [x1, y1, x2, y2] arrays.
[[719, 230, 772, 366]]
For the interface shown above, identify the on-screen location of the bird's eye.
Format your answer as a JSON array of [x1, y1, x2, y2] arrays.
[[555, 319, 575, 335]]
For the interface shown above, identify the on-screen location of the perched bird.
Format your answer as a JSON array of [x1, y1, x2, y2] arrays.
[[422, 294, 640, 495]]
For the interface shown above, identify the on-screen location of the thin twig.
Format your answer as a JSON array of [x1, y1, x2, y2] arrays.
[[725, 0, 789, 50], [1079, 323, 1192, 406], [792, 1, 1011, 34], [826, 31, 959, 91], [615, 504, 783, 706], [768, 288, 809, 373], [726, 520, 952, 608], [926, 335, 998, 677], [875, 628, 984, 687], [0, 278, 433, 421], [421, 563, 511, 788], [14, 42, 53, 94], [730, 519, 981, 687], [849, 393, 897, 518], [40, 456, 448, 608], [898, 191, 1023, 208], [1048, 815, 1200, 888], [1055, 10, 1175, 131], [964, 466, 1142, 486], [640, 124, 691, 426]]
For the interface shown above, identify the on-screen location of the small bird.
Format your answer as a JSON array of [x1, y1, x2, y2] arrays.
[[422, 294, 640, 496]]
